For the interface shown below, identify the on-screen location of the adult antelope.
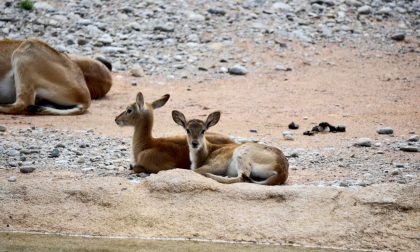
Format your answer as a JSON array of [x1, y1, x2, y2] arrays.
[[0, 38, 112, 115], [115, 92, 234, 173], [172, 110, 289, 185]]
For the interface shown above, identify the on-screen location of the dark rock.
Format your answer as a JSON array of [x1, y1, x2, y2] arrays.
[[377, 127, 393, 135], [303, 131, 314, 136], [408, 135, 419, 142], [288, 122, 299, 130], [399, 146, 418, 152], [390, 32, 405, 41], [20, 167, 36, 173], [154, 24, 175, 32], [49, 148, 60, 158], [207, 8, 226, 16]]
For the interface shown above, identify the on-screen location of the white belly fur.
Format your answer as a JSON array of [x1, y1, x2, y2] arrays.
[[0, 71, 16, 104]]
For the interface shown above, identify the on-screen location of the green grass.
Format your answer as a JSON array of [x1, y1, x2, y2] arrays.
[[18, 0, 34, 11]]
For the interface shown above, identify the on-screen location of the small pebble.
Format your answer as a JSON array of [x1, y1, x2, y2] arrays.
[[284, 135, 294, 141], [357, 5, 372, 15], [7, 176, 17, 182], [20, 167, 36, 173], [336, 125, 346, 132], [228, 65, 248, 75], [390, 32, 405, 41], [354, 138, 372, 147], [390, 169, 401, 176], [207, 8, 226, 16], [288, 122, 299, 130], [377, 127, 393, 135], [49, 148, 60, 158], [7, 149, 20, 156], [399, 146, 418, 152], [408, 135, 419, 142], [0, 125, 6, 132]]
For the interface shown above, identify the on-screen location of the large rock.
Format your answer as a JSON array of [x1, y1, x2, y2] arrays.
[[143, 169, 220, 193]]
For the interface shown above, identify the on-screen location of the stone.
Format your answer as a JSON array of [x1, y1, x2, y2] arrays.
[[399, 146, 418, 152], [7, 176, 17, 182], [390, 169, 401, 176], [275, 64, 292, 71], [34, 2, 54, 11], [101, 47, 127, 54], [49, 148, 60, 158], [76, 157, 85, 164], [207, 8, 226, 16], [377, 127, 393, 135], [283, 131, 294, 140], [354, 138, 372, 147], [390, 32, 405, 41], [337, 125, 346, 132], [97, 34, 113, 45], [20, 167, 36, 173], [0, 125, 6, 132], [357, 6, 372, 15], [186, 11, 205, 21], [7, 149, 20, 157], [77, 39, 88, 46], [77, 19, 92, 26], [377, 7, 393, 16], [130, 67, 144, 77], [154, 24, 175, 32], [228, 65, 248, 75], [408, 135, 419, 142], [219, 67, 228, 73], [282, 131, 292, 137], [288, 122, 299, 130], [272, 2, 294, 12], [345, 0, 363, 7]]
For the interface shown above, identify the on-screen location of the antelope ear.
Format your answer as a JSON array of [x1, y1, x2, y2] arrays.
[[136, 92, 144, 109], [172, 110, 187, 128], [152, 94, 170, 109], [205, 111, 221, 129]]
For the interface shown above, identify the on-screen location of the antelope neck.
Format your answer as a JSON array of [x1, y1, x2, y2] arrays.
[[132, 114, 154, 153]]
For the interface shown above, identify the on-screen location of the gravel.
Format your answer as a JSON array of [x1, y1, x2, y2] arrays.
[[1, 127, 419, 186], [0, 0, 416, 79], [1, 127, 129, 177]]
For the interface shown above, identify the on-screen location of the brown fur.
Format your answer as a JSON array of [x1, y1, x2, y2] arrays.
[[172, 110, 289, 185], [0, 38, 112, 115], [115, 92, 234, 173]]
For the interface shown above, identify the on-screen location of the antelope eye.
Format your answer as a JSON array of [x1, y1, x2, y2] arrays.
[[127, 108, 132, 114], [186, 129, 191, 134], [201, 130, 205, 135]]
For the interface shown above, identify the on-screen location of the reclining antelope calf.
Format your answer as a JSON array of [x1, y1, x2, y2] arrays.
[[115, 92, 234, 173], [172, 110, 289, 185], [0, 38, 112, 115]]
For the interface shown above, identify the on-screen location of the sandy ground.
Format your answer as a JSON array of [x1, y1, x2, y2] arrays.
[[1, 44, 419, 147], [1, 43, 419, 251]]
